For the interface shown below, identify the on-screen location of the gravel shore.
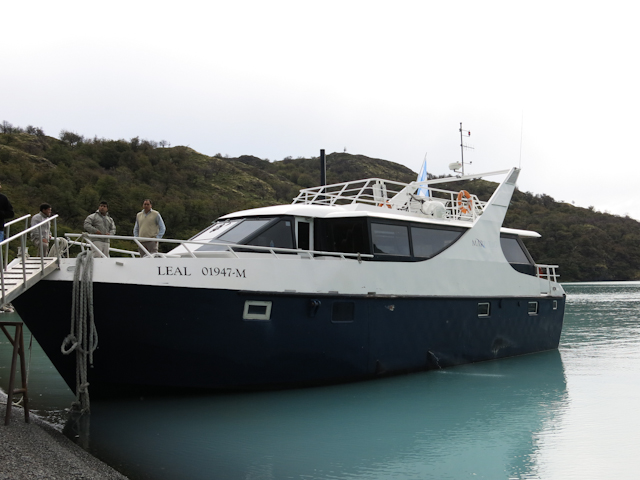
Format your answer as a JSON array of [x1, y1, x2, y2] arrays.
[[0, 392, 127, 480]]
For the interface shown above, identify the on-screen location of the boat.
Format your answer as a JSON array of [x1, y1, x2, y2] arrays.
[[10, 166, 565, 397]]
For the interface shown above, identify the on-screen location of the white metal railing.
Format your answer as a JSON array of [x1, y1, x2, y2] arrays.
[[1, 215, 60, 305], [2, 214, 31, 270], [536, 264, 559, 282], [292, 177, 486, 221], [64, 233, 375, 262]]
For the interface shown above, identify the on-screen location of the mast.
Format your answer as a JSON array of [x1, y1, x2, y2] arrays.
[[459, 123, 465, 176], [459, 123, 472, 175]]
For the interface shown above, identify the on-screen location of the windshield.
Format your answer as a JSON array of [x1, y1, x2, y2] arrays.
[[169, 217, 288, 254]]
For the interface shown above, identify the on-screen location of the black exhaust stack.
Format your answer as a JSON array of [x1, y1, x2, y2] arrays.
[[320, 149, 326, 186]]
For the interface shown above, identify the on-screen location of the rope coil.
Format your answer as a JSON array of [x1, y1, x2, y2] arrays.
[[61, 250, 98, 413]]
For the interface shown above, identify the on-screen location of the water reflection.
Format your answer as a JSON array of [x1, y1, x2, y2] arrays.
[[67, 350, 567, 480]]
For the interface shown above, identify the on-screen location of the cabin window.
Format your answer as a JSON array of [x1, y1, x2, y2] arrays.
[[315, 218, 370, 254], [243, 301, 272, 320], [553, 300, 558, 310], [191, 217, 274, 251], [411, 226, 464, 258], [478, 302, 491, 317], [219, 218, 273, 243], [371, 223, 410, 256], [297, 221, 310, 250], [198, 219, 242, 239], [332, 301, 355, 323], [500, 236, 531, 264], [528, 301, 538, 315], [245, 219, 294, 249], [500, 234, 536, 276]]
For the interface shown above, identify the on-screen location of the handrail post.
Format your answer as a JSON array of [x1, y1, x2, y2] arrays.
[[3, 226, 8, 270], [20, 235, 27, 288], [0, 244, 5, 305], [54, 217, 60, 265]]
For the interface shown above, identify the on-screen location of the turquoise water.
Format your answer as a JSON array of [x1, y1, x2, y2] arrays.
[[2, 283, 640, 479]]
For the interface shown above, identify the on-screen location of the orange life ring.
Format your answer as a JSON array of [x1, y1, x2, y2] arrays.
[[378, 202, 392, 209], [456, 190, 473, 214]]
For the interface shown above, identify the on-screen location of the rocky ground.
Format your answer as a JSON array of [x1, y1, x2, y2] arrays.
[[0, 392, 127, 480]]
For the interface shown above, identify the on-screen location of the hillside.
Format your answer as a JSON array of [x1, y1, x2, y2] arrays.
[[1, 123, 638, 282]]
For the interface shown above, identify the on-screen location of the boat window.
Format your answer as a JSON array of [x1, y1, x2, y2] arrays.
[[245, 219, 294, 249], [243, 301, 272, 321], [478, 302, 491, 317], [332, 301, 355, 323], [219, 218, 273, 243], [190, 219, 243, 242], [500, 234, 536, 276], [371, 223, 410, 256], [188, 218, 276, 252], [528, 301, 539, 315], [297, 221, 310, 250], [500, 235, 532, 264], [315, 218, 370, 254], [411, 226, 464, 258]]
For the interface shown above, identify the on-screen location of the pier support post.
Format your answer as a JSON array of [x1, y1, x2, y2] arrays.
[[1, 321, 30, 425]]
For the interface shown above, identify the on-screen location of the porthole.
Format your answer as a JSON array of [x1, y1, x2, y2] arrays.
[[528, 301, 539, 315], [332, 302, 355, 323], [477, 302, 491, 317], [243, 300, 272, 320]]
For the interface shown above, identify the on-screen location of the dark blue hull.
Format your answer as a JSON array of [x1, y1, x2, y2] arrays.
[[13, 280, 565, 397]]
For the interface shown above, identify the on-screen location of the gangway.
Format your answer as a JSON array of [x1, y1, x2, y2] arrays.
[[0, 214, 60, 308]]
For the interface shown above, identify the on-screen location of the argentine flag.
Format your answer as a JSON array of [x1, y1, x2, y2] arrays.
[[417, 158, 429, 197]]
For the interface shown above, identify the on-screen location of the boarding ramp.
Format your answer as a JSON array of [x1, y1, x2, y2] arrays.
[[0, 214, 61, 308]]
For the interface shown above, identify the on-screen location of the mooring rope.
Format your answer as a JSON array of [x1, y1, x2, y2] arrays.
[[61, 250, 98, 413]]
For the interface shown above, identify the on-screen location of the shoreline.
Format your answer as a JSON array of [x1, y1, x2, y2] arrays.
[[0, 391, 127, 479]]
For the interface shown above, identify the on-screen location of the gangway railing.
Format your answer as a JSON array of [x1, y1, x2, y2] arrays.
[[0, 215, 60, 307], [2, 215, 31, 271]]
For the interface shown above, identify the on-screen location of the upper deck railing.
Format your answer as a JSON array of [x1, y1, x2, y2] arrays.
[[292, 177, 487, 221]]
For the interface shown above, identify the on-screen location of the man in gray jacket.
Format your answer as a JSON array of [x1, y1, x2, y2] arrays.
[[83, 201, 116, 257], [31, 203, 52, 256]]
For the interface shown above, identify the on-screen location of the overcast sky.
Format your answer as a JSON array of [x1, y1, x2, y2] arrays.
[[3, 1, 639, 218]]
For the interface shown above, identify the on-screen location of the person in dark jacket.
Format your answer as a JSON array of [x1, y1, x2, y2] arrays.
[[0, 181, 15, 242]]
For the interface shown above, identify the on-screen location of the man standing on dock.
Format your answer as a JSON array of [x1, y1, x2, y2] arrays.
[[84, 201, 116, 257], [0, 182, 14, 242], [133, 199, 166, 257]]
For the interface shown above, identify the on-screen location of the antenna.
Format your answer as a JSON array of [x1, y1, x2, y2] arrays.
[[459, 122, 473, 176]]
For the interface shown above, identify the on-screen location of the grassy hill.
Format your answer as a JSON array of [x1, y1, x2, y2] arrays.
[[1, 122, 637, 282]]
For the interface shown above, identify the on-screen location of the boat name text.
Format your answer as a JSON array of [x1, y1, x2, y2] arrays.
[[157, 266, 246, 278], [472, 238, 486, 248], [158, 266, 191, 276]]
